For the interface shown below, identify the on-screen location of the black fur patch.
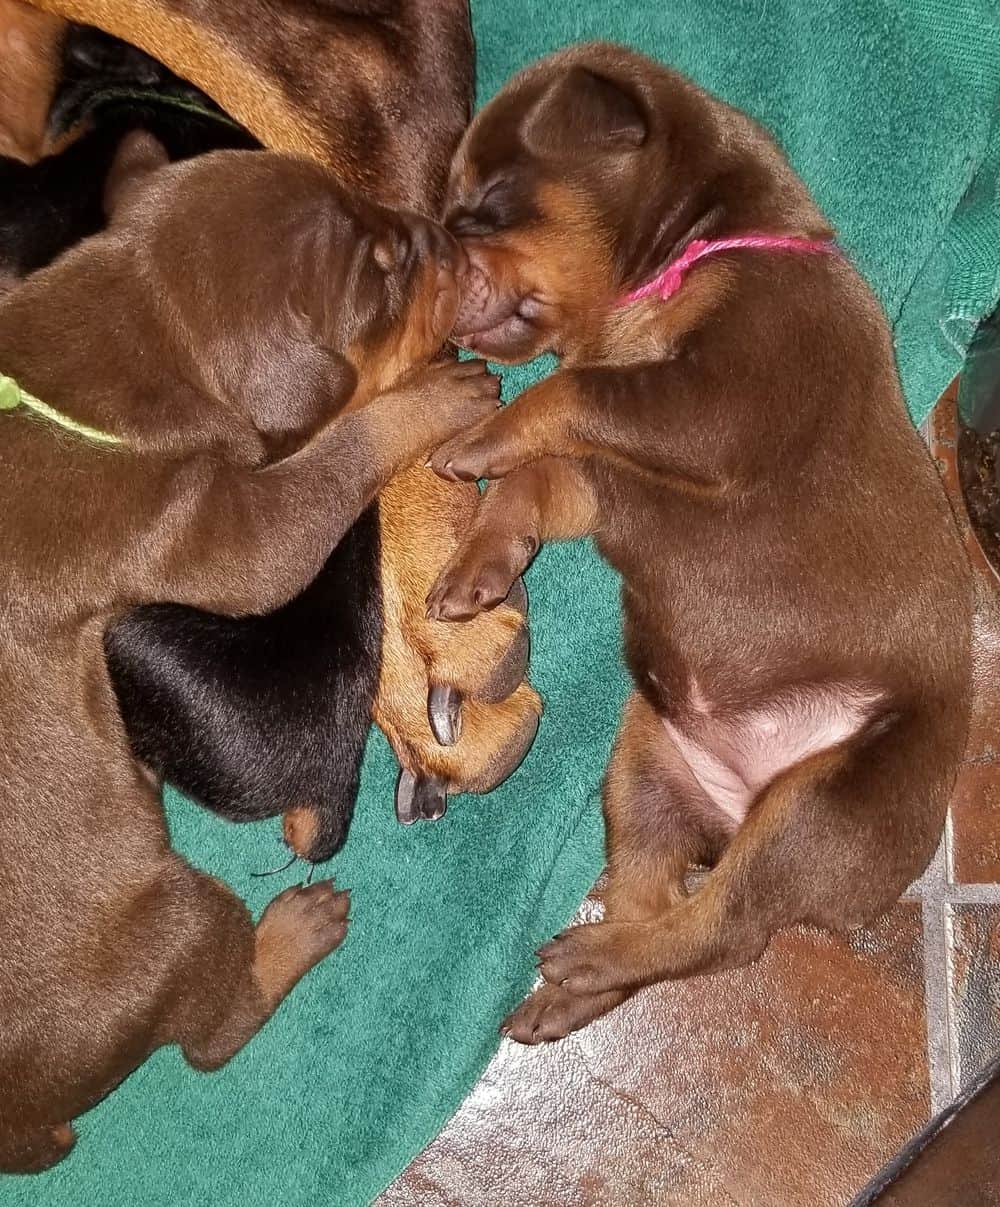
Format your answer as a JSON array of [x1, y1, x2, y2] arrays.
[[106, 507, 382, 862]]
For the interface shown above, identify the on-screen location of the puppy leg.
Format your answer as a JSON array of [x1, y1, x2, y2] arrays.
[[504, 692, 725, 1044], [430, 376, 574, 484], [532, 707, 957, 1007], [168, 872, 349, 1070], [154, 358, 499, 615], [426, 457, 598, 621]]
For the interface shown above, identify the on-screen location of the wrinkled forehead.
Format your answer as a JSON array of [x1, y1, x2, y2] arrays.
[[448, 80, 545, 200]]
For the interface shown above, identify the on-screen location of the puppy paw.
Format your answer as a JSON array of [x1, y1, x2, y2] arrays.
[[258, 880, 351, 975], [501, 982, 627, 1044], [426, 538, 534, 620], [536, 922, 652, 996], [427, 682, 463, 745], [395, 768, 448, 824], [429, 418, 513, 482], [408, 357, 500, 448]]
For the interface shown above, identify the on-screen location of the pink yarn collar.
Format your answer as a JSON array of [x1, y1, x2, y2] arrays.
[[621, 233, 838, 304]]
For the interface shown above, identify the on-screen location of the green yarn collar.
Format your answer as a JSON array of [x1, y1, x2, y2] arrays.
[[0, 373, 123, 446]]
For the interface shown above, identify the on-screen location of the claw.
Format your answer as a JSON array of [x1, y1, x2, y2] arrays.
[[428, 682, 463, 746], [395, 768, 449, 825]]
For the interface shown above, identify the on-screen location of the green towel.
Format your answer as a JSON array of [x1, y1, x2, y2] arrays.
[[9, 3, 999, 1206]]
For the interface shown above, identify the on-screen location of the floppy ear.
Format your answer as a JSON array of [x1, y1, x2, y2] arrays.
[[103, 129, 170, 220], [523, 66, 648, 157]]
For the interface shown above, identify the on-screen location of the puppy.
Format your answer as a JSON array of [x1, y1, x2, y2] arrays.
[[425, 43, 973, 1041], [48, 18, 211, 133], [0, 145, 497, 1171], [0, 21, 379, 861], [24, 0, 541, 821]]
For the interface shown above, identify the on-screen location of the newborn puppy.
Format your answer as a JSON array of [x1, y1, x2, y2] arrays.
[[0, 20, 376, 863], [0, 145, 495, 1172], [48, 19, 211, 133], [426, 43, 972, 1041]]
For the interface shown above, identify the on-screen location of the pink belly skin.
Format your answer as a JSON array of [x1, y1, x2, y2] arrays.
[[661, 682, 886, 827]]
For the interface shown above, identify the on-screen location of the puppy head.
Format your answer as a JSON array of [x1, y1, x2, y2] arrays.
[[106, 139, 464, 460], [444, 43, 823, 363]]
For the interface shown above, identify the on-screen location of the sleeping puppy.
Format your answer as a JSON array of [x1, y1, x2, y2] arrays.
[[0, 143, 496, 1172], [0, 26, 378, 863], [425, 43, 973, 1041], [24, 0, 541, 820], [48, 18, 212, 133]]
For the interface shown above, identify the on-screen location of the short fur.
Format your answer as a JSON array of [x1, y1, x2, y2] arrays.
[[0, 0, 64, 162], [0, 147, 500, 1171], [1, 26, 257, 279], [425, 43, 974, 1041], [23, 0, 542, 819], [0, 23, 383, 860]]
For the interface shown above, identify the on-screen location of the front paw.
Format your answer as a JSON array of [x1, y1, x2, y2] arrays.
[[419, 357, 501, 444], [425, 537, 534, 620], [429, 418, 513, 483]]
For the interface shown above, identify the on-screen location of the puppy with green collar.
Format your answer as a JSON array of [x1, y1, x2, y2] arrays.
[[0, 139, 495, 1172]]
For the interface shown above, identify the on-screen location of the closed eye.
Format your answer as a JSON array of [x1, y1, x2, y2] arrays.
[[447, 178, 511, 237], [448, 211, 498, 237]]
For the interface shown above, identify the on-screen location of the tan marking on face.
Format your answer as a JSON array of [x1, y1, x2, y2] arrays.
[[344, 254, 456, 407], [511, 180, 614, 328]]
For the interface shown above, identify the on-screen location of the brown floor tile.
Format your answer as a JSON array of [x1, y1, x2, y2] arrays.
[[966, 570, 1000, 768], [950, 767, 1000, 883], [949, 905, 1000, 1091], [872, 1074, 1000, 1207], [381, 904, 928, 1207]]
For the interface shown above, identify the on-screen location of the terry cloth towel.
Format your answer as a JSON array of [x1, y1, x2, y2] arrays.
[[8, 2, 999, 1206]]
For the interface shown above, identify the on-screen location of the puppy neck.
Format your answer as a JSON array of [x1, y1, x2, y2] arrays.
[[580, 259, 736, 368]]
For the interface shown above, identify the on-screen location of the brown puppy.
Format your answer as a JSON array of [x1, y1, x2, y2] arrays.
[[425, 43, 973, 1041], [0, 0, 65, 161], [0, 143, 498, 1172], [23, 0, 541, 819]]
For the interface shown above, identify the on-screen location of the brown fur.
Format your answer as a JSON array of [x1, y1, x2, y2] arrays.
[[424, 43, 974, 1041], [23, 0, 540, 794], [0, 0, 65, 161], [0, 145, 502, 1171]]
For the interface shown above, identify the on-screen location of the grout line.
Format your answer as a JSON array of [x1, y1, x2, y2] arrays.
[[917, 833, 956, 1114], [932, 882, 1000, 903]]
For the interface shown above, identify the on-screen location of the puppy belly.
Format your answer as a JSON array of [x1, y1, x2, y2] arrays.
[[661, 681, 885, 827]]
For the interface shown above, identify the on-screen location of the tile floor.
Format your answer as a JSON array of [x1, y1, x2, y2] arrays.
[[379, 384, 1000, 1207]]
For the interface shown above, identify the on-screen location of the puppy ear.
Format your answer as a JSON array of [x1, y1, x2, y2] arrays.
[[102, 129, 170, 220], [523, 66, 647, 157]]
